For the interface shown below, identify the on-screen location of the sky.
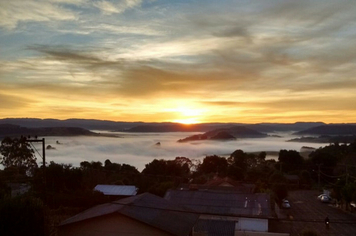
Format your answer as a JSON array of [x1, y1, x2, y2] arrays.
[[1, 0, 356, 124]]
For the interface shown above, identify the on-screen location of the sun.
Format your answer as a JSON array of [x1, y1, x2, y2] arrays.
[[171, 107, 202, 124], [173, 118, 200, 124]]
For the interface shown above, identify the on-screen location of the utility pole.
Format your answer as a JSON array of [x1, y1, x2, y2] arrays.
[[26, 137, 46, 202]]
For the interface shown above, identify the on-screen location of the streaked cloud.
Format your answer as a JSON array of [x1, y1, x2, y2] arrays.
[[93, 0, 142, 15], [0, 0, 355, 123], [0, 0, 79, 30]]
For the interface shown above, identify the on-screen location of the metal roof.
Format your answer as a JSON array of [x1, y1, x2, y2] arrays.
[[94, 184, 138, 196], [60, 193, 199, 236], [164, 189, 272, 218], [178, 184, 255, 194], [194, 219, 235, 236]]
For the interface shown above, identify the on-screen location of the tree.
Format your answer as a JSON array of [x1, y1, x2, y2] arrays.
[[269, 172, 288, 202], [301, 229, 319, 236], [278, 149, 304, 173], [0, 196, 48, 236], [342, 183, 356, 208], [142, 159, 189, 177], [0, 137, 37, 175], [198, 155, 228, 176]]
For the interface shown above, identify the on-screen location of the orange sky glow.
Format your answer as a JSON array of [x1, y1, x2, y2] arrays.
[[1, 0, 356, 124]]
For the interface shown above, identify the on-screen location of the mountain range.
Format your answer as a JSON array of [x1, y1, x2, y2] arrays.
[[0, 118, 355, 142]]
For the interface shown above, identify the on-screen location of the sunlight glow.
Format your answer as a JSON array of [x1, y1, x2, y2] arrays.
[[173, 118, 200, 124], [169, 106, 203, 124]]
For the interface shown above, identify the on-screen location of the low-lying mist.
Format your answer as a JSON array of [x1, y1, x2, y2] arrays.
[[32, 132, 324, 171]]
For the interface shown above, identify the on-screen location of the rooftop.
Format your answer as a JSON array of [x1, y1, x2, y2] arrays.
[[94, 184, 138, 196], [164, 189, 272, 218], [60, 193, 199, 236]]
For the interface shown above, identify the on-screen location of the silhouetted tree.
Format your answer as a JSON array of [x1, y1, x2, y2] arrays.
[[0, 137, 37, 175], [198, 155, 228, 176], [278, 149, 304, 173], [0, 196, 48, 236], [301, 229, 319, 236]]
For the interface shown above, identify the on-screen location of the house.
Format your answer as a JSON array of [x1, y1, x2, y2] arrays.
[[94, 184, 138, 199], [58, 192, 199, 236], [164, 189, 287, 236]]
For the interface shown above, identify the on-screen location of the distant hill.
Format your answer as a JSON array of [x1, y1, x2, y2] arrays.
[[124, 123, 229, 132], [0, 118, 140, 131], [178, 126, 267, 142], [295, 124, 356, 135], [247, 122, 325, 133], [0, 124, 99, 139], [0, 118, 347, 133], [123, 122, 325, 133], [288, 135, 356, 144]]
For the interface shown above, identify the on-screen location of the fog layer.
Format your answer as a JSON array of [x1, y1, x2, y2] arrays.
[[33, 132, 324, 171]]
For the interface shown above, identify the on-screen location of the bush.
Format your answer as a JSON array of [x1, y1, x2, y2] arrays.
[[301, 229, 319, 236], [0, 196, 48, 236]]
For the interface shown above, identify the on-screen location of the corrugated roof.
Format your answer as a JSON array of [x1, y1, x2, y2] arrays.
[[178, 184, 255, 194], [94, 184, 138, 196], [164, 190, 272, 218], [194, 219, 235, 236], [60, 193, 199, 236]]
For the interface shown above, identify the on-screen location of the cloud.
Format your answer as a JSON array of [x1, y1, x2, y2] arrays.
[[0, 0, 78, 30], [84, 23, 162, 36], [93, 0, 142, 15], [1, 0, 356, 123], [27, 45, 118, 68], [201, 101, 248, 107], [93, 1, 121, 14], [0, 92, 34, 109]]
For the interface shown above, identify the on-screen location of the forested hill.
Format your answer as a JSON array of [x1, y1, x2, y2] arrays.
[[0, 124, 98, 139], [295, 124, 356, 135], [178, 126, 267, 142]]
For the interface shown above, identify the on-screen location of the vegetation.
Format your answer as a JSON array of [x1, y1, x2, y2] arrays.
[[0, 195, 47, 236], [0, 137, 37, 175], [301, 229, 320, 236], [1, 135, 356, 235]]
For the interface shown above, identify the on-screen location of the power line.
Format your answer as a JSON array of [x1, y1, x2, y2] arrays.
[[29, 142, 42, 159], [320, 170, 346, 178]]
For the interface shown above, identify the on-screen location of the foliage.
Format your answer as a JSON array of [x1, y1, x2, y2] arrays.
[[143, 158, 190, 177], [227, 150, 269, 181], [342, 183, 356, 204], [278, 149, 304, 173], [301, 229, 320, 236], [0, 137, 37, 175], [198, 155, 228, 176], [0, 196, 48, 236], [146, 181, 175, 197], [269, 172, 288, 201], [0, 176, 10, 199], [271, 183, 288, 202], [269, 171, 287, 184], [139, 158, 192, 195], [299, 170, 312, 188]]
